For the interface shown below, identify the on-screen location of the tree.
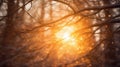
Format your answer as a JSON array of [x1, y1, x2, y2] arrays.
[[0, 0, 120, 67]]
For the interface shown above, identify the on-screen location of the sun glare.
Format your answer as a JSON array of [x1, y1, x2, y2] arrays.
[[56, 26, 77, 46], [55, 25, 81, 62], [53, 17, 93, 64]]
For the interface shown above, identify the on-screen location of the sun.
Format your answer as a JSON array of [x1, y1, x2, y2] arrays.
[[53, 18, 94, 64], [54, 25, 81, 62], [55, 25, 77, 46]]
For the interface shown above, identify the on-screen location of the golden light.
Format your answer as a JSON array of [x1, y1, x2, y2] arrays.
[[54, 25, 82, 63], [21, 0, 95, 66], [55, 26, 77, 46]]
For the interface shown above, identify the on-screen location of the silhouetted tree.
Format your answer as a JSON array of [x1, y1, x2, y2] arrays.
[[0, 0, 120, 67]]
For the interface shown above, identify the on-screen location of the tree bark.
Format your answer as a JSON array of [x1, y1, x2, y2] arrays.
[[0, 0, 17, 66], [103, 0, 116, 67]]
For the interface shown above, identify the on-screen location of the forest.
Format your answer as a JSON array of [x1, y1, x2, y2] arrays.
[[0, 0, 120, 67]]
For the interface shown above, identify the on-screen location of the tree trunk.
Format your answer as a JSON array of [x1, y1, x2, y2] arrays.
[[0, 0, 17, 66], [103, 0, 116, 67]]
